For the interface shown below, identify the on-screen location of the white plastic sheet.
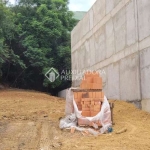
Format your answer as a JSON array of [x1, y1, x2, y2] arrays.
[[65, 88, 74, 115], [59, 114, 77, 129]]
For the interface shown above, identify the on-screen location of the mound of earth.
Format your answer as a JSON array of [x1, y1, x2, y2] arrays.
[[0, 89, 150, 150]]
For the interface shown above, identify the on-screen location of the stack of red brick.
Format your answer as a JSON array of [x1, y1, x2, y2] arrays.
[[80, 72, 102, 89], [73, 72, 104, 118], [74, 91, 104, 117]]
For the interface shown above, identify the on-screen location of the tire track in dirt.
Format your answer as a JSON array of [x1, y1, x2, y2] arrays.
[[0, 122, 25, 149], [38, 121, 57, 150], [17, 122, 39, 150]]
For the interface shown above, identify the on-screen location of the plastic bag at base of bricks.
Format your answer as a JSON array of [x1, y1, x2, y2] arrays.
[[59, 114, 101, 136]]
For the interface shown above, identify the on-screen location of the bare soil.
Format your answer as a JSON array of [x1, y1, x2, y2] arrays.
[[0, 89, 150, 150]]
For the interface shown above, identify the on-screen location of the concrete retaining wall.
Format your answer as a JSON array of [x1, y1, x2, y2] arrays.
[[71, 0, 150, 112]]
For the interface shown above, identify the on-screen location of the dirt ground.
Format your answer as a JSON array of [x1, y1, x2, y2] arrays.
[[0, 90, 150, 150]]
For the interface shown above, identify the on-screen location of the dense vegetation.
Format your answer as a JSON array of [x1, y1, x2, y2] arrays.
[[0, 0, 76, 94]]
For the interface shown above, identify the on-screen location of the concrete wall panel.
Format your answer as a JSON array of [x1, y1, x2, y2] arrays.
[[89, 9, 94, 30], [82, 13, 90, 37], [140, 47, 150, 69], [78, 45, 86, 70], [141, 66, 150, 99], [84, 40, 91, 68], [113, 7, 126, 31], [106, 0, 114, 14], [107, 63, 120, 99], [126, 0, 137, 46], [71, 50, 79, 87], [120, 53, 141, 101], [89, 35, 96, 66], [114, 0, 122, 7], [72, 50, 78, 70], [106, 19, 115, 58], [71, 21, 83, 48], [94, 26, 106, 63], [115, 24, 126, 53], [140, 48, 150, 99], [137, 0, 150, 41], [93, 0, 106, 26], [113, 7, 126, 52]]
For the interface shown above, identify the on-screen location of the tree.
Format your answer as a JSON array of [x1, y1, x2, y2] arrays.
[[1, 0, 77, 93], [0, 1, 25, 82]]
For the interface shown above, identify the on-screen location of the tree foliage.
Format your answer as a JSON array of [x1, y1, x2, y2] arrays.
[[0, 0, 77, 94], [0, 1, 25, 80]]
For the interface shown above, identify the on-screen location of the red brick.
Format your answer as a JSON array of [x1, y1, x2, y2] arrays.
[[80, 72, 103, 90], [92, 92, 96, 98], [92, 83, 102, 89], [90, 105, 94, 111], [93, 77, 102, 84], [95, 92, 102, 98], [82, 105, 90, 111], [91, 111, 99, 117], [94, 107, 101, 111], [93, 103, 101, 111], [84, 83, 91, 89], [81, 98, 91, 105], [86, 83, 90, 89], [80, 83, 83, 89], [100, 98, 104, 102], [84, 101, 91, 105], [73, 92, 78, 99], [84, 72, 92, 78], [89, 83, 93, 89], [71, 127, 75, 133], [83, 83, 88, 89], [91, 100, 94, 105], [94, 105, 101, 109], [89, 92, 93, 98], [86, 77, 93, 83], [76, 102, 82, 111], [92, 71, 99, 77], [78, 92, 82, 100], [82, 92, 89, 98], [82, 111, 91, 117], [93, 99, 102, 105], [74, 98, 80, 103], [80, 80, 87, 89]]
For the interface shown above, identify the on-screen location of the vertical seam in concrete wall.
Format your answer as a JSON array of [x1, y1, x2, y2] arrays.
[[88, 11, 90, 37], [112, 12, 116, 54], [135, 0, 142, 100]]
